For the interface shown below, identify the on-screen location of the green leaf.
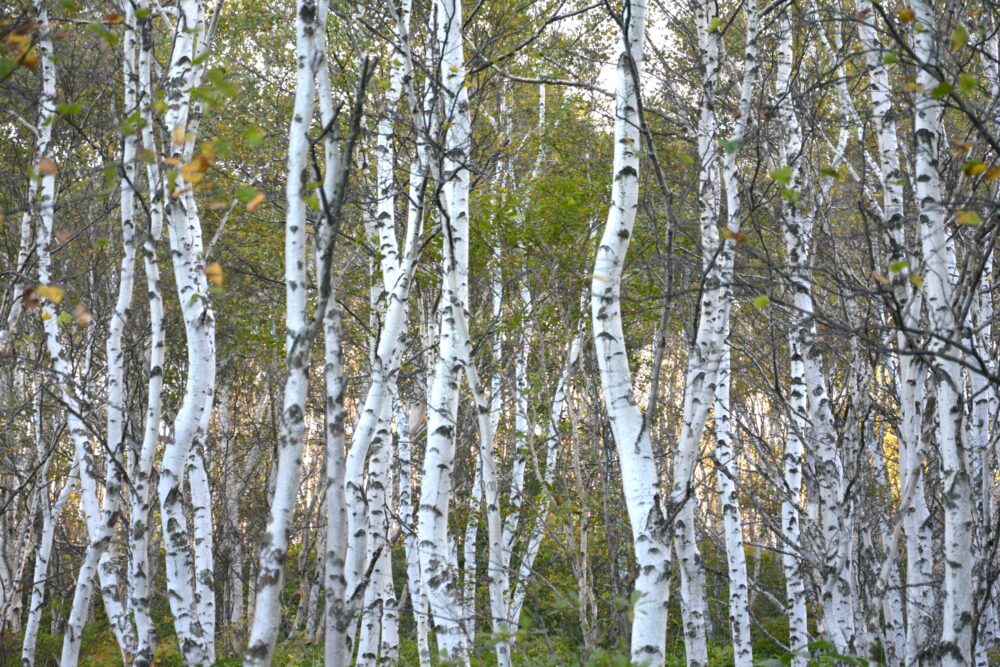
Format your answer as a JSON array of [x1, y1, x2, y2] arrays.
[[951, 25, 968, 52], [930, 82, 953, 99], [956, 209, 981, 225], [889, 260, 909, 273], [86, 22, 119, 47], [0, 57, 15, 80], [103, 162, 119, 189], [56, 101, 83, 116], [708, 16, 723, 33], [57, 311, 73, 326], [119, 111, 146, 135], [771, 165, 794, 185], [243, 127, 265, 147], [882, 51, 899, 65], [752, 294, 770, 309], [959, 73, 978, 93], [721, 139, 740, 154], [235, 184, 258, 202], [820, 166, 839, 178], [780, 188, 800, 203]]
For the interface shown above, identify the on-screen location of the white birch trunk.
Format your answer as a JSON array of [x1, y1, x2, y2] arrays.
[[128, 1, 168, 660], [245, 0, 322, 659], [590, 1, 671, 663], [713, 4, 758, 663], [417, 215, 471, 664], [415, 0, 477, 658], [669, 3, 731, 661], [912, 1, 974, 662], [157, 0, 217, 661], [24, 5, 131, 660], [859, 5, 935, 659], [775, 13, 809, 663], [22, 398, 77, 667], [94, 0, 142, 652], [395, 398, 432, 666]]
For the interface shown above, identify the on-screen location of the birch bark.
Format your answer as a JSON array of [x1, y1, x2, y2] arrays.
[[713, 5, 759, 664], [590, 1, 672, 663], [156, 0, 218, 661], [22, 395, 77, 667], [775, 13, 809, 663], [22, 5, 133, 661], [128, 2, 168, 660], [912, 1, 974, 662], [858, 6, 934, 659], [415, 0, 478, 658], [244, 0, 323, 658]]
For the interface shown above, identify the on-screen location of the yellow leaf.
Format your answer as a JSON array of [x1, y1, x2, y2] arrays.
[[964, 161, 987, 177], [37, 284, 64, 304], [897, 7, 915, 22], [180, 154, 211, 183], [6, 33, 31, 54], [73, 303, 92, 326], [204, 262, 224, 286], [950, 141, 973, 157], [40, 310, 52, 321], [246, 192, 266, 212], [200, 141, 217, 162], [37, 157, 58, 176], [986, 166, 1000, 183], [171, 125, 186, 146], [6, 33, 37, 68], [21, 48, 38, 69], [103, 13, 125, 24], [720, 228, 748, 244], [165, 157, 182, 166]]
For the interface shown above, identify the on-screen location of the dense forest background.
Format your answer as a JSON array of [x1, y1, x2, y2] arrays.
[[2, 0, 1000, 664]]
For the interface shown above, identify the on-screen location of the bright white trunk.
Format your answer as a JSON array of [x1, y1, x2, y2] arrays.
[[128, 2, 168, 660], [859, 6, 935, 659], [157, 0, 217, 662], [245, 0, 321, 659], [912, 1, 974, 661], [775, 13, 809, 662], [590, 1, 671, 663]]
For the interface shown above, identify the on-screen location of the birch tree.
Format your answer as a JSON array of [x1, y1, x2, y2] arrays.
[[912, 0, 974, 661], [590, 1, 673, 664], [774, 11, 809, 661]]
